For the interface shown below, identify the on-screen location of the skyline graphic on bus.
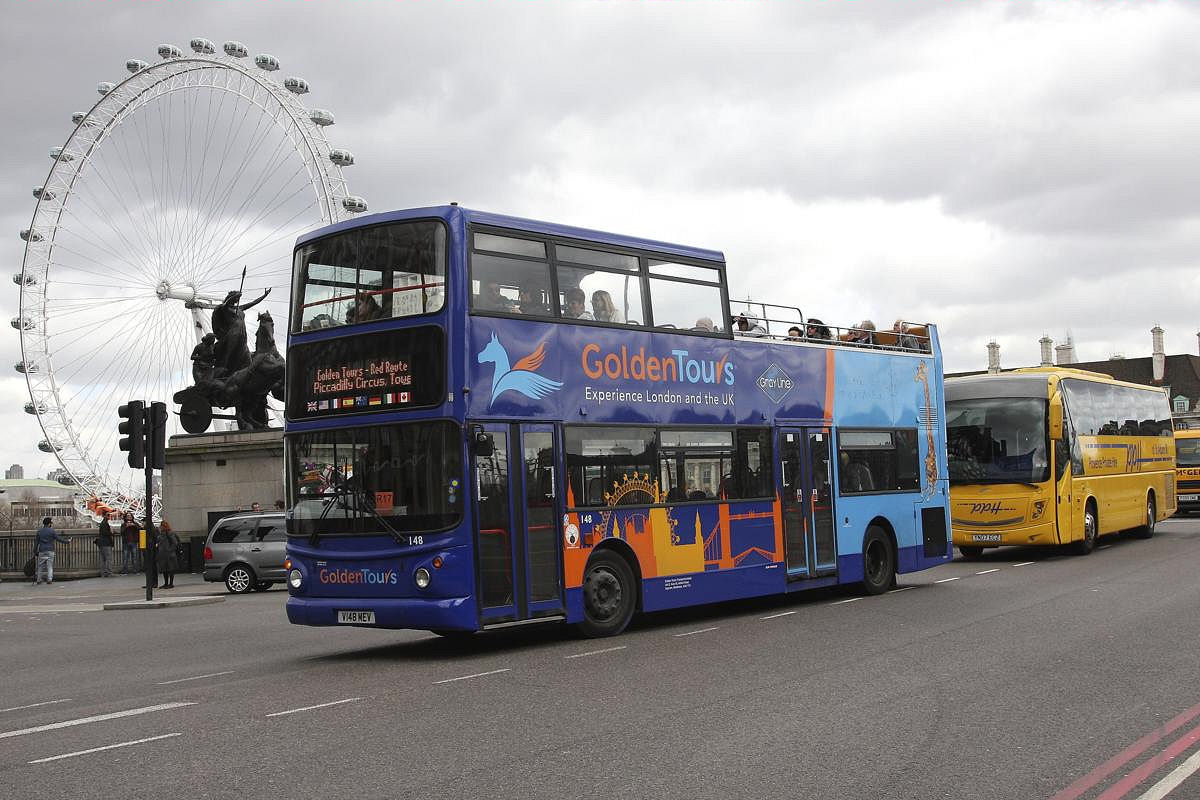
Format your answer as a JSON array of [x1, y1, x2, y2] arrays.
[[477, 332, 564, 404]]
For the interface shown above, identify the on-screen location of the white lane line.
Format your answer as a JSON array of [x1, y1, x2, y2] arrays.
[[432, 669, 511, 686], [674, 626, 720, 637], [565, 646, 626, 659], [0, 702, 195, 740], [29, 733, 181, 764], [156, 671, 234, 685], [830, 597, 861, 606], [1133, 746, 1200, 800], [265, 697, 361, 717], [1012, 562, 1035, 567], [761, 610, 797, 620], [887, 586, 914, 594], [0, 699, 72, 714], [935, 576, 961, 584], [975, 569, 1000, 575]]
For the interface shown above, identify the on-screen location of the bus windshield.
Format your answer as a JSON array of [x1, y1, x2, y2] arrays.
[[1177, 437, 1200, 467], [946, 397, 1049, 485], [287, 420, 463, 536]]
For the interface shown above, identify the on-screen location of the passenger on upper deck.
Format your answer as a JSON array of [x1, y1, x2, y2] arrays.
[[805, 319, 832, 341], [478, 281, 517, 313], [591, 290, 621, 323], [734, 313, 767, 337], [518, 285, 550, 316], [563, 287, 594, 320], [693, 317, 716, 332], [893, 319, 918, 350], [787, 326, 803, 340], [848, 320, 876, 345], [345, 292, 383, 324]]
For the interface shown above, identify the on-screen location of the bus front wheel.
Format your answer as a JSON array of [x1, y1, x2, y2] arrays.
[[578, 550, 636, 638], [1073, 504, 1098, 555], [1133, 496, 1156, 540], [861, 526, 896, 596]]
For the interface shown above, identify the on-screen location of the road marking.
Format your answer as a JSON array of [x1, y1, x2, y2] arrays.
[[265, 697, 361, 717], [887, 586, 914, 594], [935, 576, 961, 584], [156, 671, 234, 685], [761, 610, 797, 620], [29, 733, 181, 764], [565, 646, 627, 659], [1051, 700, 1200, 800], [0, 702, 195, 740], [1094, 721, 1200, 800], [0, 699, 72, 714], [1012, 562, 1035, 567], [829, 597, 861, 606], [432, 669, 511, 685], [1132, 746, 1200, 800], [975, 569, 1000, 575], [674, 626, 720, 637]]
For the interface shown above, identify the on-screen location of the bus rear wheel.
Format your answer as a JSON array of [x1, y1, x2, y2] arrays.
[[578, 550, 636, 638], [1073, 504, 1098, 555], [959, 546, 984, 559], [1133, 496, 1156, 540], [861, 526, 896, 596]]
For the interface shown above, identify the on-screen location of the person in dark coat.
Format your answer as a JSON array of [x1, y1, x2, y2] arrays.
[[157, 521, 181, 589], [120, 512, 140, 574], [97, 514, 115, 577]]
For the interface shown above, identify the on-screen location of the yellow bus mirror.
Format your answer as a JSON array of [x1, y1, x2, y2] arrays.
[[1049, 399, 1064, 439]]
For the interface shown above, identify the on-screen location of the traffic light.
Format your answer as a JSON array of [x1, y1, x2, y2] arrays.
[[149, 401, 167, 470], [118, 400, 145, 468]]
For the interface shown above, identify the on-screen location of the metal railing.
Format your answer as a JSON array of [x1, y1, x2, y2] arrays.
[[0, 530, 113, 576], [728, 301, 932, 353]]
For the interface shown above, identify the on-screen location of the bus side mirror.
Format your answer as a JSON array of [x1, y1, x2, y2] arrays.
[[1049, 399, 1064, 440]]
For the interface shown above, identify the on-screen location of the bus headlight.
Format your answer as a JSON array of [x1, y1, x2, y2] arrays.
[[288, 569, 303, 590], [1031, 501, 1046, 520], [414, 567, 432, 590]]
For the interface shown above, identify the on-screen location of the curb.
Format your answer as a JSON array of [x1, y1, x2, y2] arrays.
[[102, 596, 226, 611]]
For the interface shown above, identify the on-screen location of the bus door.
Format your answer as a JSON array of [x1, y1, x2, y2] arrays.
[[1052, 400, 1075, 544], [779, 427, 838, 579], [470, 422, 564, 625]]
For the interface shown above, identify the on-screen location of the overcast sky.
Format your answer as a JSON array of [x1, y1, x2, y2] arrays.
[[2, 0, 1199, 484]]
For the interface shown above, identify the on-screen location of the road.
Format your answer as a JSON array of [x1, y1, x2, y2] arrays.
[[3, 517, 1200, 800]]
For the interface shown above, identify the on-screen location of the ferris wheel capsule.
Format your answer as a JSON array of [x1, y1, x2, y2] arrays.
[[15, 360, 40, 374], [33, 187, 55, 201], [38, 440, 59, 454], [97, 82, 115, 95], [13, 271, 37, 286], [329, 149, 354, 167], [126, 59, 149, 73], [20, 228, 43, 242], [342, 196, 368, 213], [12, 316, 34, 331], [223, 41, 249, 58], [24, 400, 49, 415], [157, 44, 183, 60], [284, 76, 309, 94], [255, 53, 280, 71], [190, 38, 216, 54], [49, 147, 74, 162], [309, 108, 334, 126]]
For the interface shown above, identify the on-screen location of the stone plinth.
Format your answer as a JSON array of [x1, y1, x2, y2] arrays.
[[163, 429, 284, 541]]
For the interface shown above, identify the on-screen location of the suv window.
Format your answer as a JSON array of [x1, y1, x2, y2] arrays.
[[211, 518, 256, 544], [254, 518, 286, 542]]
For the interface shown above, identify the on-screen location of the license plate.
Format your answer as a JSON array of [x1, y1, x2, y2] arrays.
[[337, 610, 375, 624], [972, 534, 1002, 543], [1180, 494, 1198, 502]]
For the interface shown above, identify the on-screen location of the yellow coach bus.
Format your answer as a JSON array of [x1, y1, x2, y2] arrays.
[[946, 368, 1175, 557], [1175, 429, 1200, 515]]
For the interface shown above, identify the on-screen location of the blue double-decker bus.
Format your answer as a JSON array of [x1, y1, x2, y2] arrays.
[[282, 205, 951, 637]]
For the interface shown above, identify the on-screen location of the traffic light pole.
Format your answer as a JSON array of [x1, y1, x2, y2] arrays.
[[120, 400, 165, 602]]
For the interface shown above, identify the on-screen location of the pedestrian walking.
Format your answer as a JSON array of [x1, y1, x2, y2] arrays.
[[157, 521, 180, 589], [120, 512, 140, 574], [34, 517, 69, 585], [96, 514, 115, 577]]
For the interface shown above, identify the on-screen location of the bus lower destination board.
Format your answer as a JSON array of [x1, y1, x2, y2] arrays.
[[282, 205, 952, 637]]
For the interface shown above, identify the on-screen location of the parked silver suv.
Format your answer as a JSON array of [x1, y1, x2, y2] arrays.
[[202, 513, 286, 594]]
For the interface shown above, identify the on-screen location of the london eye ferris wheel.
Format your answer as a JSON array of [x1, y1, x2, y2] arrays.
[[15, 38, 367, 519]]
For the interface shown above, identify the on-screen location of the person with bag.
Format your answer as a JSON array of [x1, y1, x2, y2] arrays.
[[35, 517, 69, 585], [120, 512, 140, 574], [95, 514, 115, 577], [157, 520, 181, 589]]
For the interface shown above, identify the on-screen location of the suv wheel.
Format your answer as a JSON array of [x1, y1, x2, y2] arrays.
[[225, 565, 255, 594]]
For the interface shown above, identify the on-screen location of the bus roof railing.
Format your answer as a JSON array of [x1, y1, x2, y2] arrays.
[[729, 299, 933, 353]]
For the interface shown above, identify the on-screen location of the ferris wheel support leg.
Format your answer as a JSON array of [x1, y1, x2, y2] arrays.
[[189, 306, 212, 342]]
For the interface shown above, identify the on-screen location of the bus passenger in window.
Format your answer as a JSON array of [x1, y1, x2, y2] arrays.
[[787, 326, 803, 340], [478, 281, 517, 312], [693, 317, 716, 332], [805, 319, 832, 340], [563, 287, 594, 320], [591, 290, 620, 323], [519, 285, 550, 316], [840, 452, 875, 492], [346, 292, 383, 324]]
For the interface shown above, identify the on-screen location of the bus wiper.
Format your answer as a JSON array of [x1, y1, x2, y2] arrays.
[[320, 483, 408, 547]]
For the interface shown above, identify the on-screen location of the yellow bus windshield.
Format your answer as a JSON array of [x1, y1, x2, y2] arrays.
[[947, 396, 1049, 485]]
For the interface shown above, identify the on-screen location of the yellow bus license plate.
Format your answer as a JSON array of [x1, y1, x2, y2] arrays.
[[971, 534, 1002, 543]]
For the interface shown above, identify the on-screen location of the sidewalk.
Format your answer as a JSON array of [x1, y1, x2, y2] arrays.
[[0, 571, 226, 612]]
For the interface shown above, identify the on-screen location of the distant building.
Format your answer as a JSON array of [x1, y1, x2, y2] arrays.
[[45, 467, 76, 486], [5, 464, 23, 480], [951, 328, 1200, 429], [0, 479, 87, 530]]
